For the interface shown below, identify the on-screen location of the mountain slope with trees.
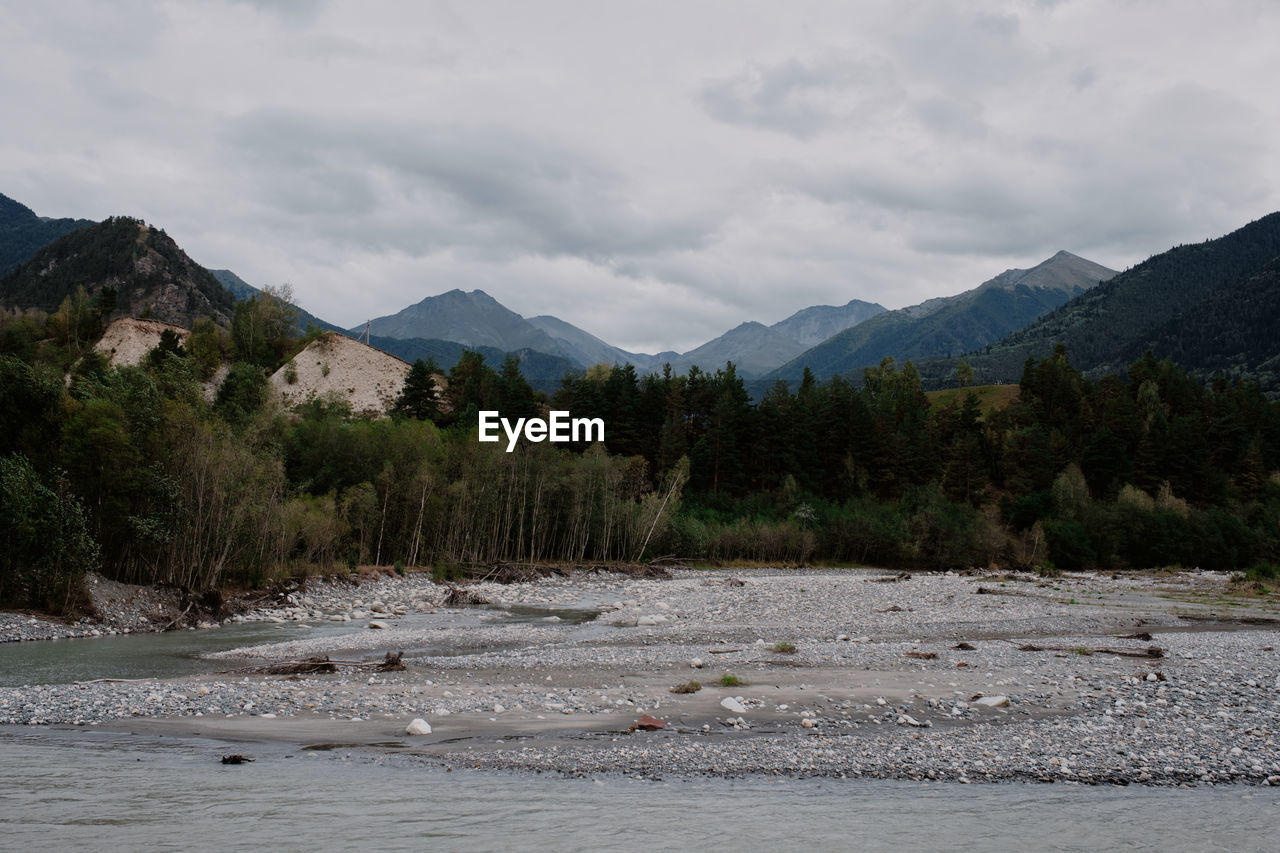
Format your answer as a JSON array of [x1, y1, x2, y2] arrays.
[[0, 193, 96, 275], [921, 212, 1280, 393], [0, 216, 236, 328]]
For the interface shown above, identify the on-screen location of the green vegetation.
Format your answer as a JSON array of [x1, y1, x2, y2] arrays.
[[718, 673, 748, 687], [770, 642, 797, 654], [2, 263, 1280, 616], [0, 192, 96, 276], [670, 680, 702, 694]]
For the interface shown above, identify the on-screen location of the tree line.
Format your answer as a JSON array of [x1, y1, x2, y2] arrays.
[[2, 294, 1278, 613]]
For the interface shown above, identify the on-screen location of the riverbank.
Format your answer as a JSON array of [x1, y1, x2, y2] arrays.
[[2, 567, 1278, 786]]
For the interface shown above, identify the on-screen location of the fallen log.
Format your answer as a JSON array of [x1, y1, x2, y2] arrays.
[[1011, 641, 1164, 659]]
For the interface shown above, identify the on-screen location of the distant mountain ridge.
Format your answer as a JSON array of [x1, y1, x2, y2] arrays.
[[768, 250, 1116, 380], [770, 299, 887, 347], [919, 212, 1280, 394], [357, 289, 578, 361], [0, 193, 96, 275], [366, 287, 886, 378]]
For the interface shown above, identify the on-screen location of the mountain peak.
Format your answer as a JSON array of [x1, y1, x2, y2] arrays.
[[0, 215, 234, 326]]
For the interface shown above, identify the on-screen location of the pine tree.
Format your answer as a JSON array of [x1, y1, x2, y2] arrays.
[[393, 358, 442, 422]]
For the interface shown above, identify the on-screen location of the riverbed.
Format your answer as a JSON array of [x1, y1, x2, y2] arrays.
[[2, 568, 1278, 796]]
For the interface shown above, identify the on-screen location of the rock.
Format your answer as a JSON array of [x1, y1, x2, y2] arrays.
[[493, 704, 505, 714], [630, 714, 667, 731], [405, 718, 433, 735], [637, 615, 659, 627], [720, 697, 747, 714], [973, 695, 1011, 708], [433, 707, 451, 716], [367, 621, 387, 630], [801, 717, 817, 729], [690, 658, 704, 669]]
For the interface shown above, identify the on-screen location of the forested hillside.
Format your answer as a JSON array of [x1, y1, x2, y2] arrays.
[[925, 212, 1280, 392], [0, 193, 96, 275], [0, 217, 235, 328]]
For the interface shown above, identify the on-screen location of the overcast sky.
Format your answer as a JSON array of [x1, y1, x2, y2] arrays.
[[2, 1, 1278, 353]]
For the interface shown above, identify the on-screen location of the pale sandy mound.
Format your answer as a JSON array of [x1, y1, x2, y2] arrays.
[[271, 332, 410, 417], [94, 317, 188, 366]]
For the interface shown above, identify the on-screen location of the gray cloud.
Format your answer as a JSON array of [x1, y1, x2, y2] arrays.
[[700, 54, 903, 138]]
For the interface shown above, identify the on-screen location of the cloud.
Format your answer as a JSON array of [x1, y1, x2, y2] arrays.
[[700, 53, 905, 139], [220, 110, 720, 265], [1, 0, 1278, 353]]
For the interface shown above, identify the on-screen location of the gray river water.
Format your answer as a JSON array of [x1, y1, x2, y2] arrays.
[[0, 603, 603, 688], [1, 728, 1276, 852]]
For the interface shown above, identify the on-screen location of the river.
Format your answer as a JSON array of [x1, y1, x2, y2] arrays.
[[1, 726, 1276, 852]]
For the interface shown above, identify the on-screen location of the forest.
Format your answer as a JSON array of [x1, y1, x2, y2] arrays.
[[2, 287, 1279, 614]]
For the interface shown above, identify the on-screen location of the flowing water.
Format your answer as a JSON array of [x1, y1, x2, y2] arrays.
[[1, 728, 1275, 852], [0, 603, 602, 688]]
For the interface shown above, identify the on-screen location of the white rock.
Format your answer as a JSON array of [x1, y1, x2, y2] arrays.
[[367, 621, 387, 630], [637, 615, 659, 626], [433, 707, 451, 716], [974, 695, 1011, 708], [801, 718, 816, 729], [690, 658, 704, 669], [493, 704, 506, 714], [405, 718, 432, 735], [1146, 673, 1159, 682], [720, 697, 747, 714]]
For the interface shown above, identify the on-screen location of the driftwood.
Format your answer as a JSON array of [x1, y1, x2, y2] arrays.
[[1013, 641, 1164, 659], [221, 754, 254, 765], [707, 648, 744, 655], [74, 677, 152, 684], [377, 651, 405, 672], [266, 656, 337, 675], [951, 642, 977, 651], [443, 586, 490, 607], [905, 651, 938, 660]]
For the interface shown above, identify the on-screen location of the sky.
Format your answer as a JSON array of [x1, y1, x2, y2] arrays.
[[2, 1, 1278, 354]]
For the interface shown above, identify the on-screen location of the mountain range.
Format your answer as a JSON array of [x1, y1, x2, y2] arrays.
[[3, 190, 1278, 397], [356, 287, 888, 377], [766, 251, 1116, 380]]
